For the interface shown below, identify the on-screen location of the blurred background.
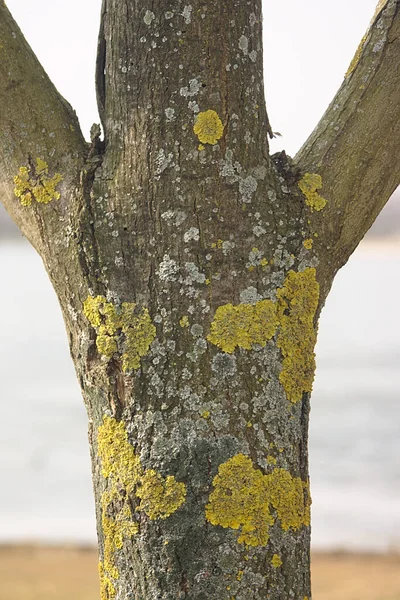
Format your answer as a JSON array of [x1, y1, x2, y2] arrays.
[[0, 1, 399, 599]]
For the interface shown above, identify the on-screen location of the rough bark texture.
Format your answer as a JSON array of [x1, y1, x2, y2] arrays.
[[0, 1, 399, 599]]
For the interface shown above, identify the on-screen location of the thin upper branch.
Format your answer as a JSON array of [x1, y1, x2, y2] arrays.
[[295, 0, 400, 279], [0, 2, 87, 250]]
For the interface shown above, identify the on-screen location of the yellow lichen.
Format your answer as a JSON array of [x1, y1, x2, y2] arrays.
[[298, 173, 327, 212], [205, 454, 274, 546], [99, 562, 116, 600], [303, 238, 313, 250], [345, 32, 368, 78], [179, 315, 190, 328], [207, 300, 279, 354], [137, 470, 187, 520], [193, 110, 224, 145], [13, 158, 63, 207], [205, 454, 310, 547], [83, 296, 156, 372], [267, 468, 311, 531], [345, 0, 387, 79], [97, 416, 186, 597], [276, 268, 319, 403], [271, 554, 283, 568]]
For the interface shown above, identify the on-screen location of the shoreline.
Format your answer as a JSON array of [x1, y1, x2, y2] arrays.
[[0, 545, 399, 600]]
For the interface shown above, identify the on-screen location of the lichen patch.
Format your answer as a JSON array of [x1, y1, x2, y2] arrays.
[[83, 296, 156, 372], [13, 158, 63, 206], [205, 454, 310, 546], [298, 173, 327, 211], [206, 268, 319, 403], [98, 416, 186, 598], [207, 300, 279, 354], [276, 268, 319, 403], [193, 110, 224, 145]]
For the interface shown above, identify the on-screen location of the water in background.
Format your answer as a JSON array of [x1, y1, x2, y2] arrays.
[[0, 240, 399, 551]]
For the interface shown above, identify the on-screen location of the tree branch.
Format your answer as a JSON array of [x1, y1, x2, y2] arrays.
[[0, 2, 87, 251], [295, 0, 400, 279]]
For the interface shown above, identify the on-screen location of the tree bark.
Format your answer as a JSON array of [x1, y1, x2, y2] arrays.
[[0, 1, 399, 599]]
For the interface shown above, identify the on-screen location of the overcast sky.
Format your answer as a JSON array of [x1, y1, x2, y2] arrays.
[[6, 0, 380, 155]]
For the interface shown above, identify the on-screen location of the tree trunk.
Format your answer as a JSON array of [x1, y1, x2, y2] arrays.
[[1, 0, 399, 599]]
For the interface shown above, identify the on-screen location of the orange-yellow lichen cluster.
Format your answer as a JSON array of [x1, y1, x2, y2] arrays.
[[276, 268, 319, 403], [97, 416, 186, 599], [345, 33, 368, 78], [13, 158, 63, 206], [205, 454, 310, 547], [193, 110, 224, 145], [271, 554, 283, 568], [207, 268, 319, 403], [83, 296, 156, 372], [298, 173, 327, 211], [207, 300, 278, 354], [303, 238, 313, 250]]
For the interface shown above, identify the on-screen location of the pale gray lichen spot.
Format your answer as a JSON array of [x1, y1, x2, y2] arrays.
[[247, 247, 264, 268], [155, 149, 173, 174], [67, 303, 79, 322], [373, 39, 385, 52], [240, 286, 262, 304], [182, 5, 193, 24], [239, 35, 249, 56], [222, 240, 235, 255], [180, 78, 201, 97], [167, 340, 176, 353], [253, 225, 266, 237], [144, 10, 155, 25], [165, 108, 176, 122], [184, 262, 206, 285], [165, 10, 174, 19], [239, 175, 258, 203], [249, 12, 257, 27], [273, 247, 295, 270], [211, 353, 237, 377], [184, 227, 200, 242], [161, 209, 187, 227], [115, 256, 124, 267], [253, 165, 268, 180], [188, 100, 200, 113], [190, 324, 204, 337], [244, 131, 252, 144], [158, 254, 180, 281], [194, 338, 207, 354], [219, 149, 242, 183], [249, 50, 257, 63], [181, 368, 192, 380]]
